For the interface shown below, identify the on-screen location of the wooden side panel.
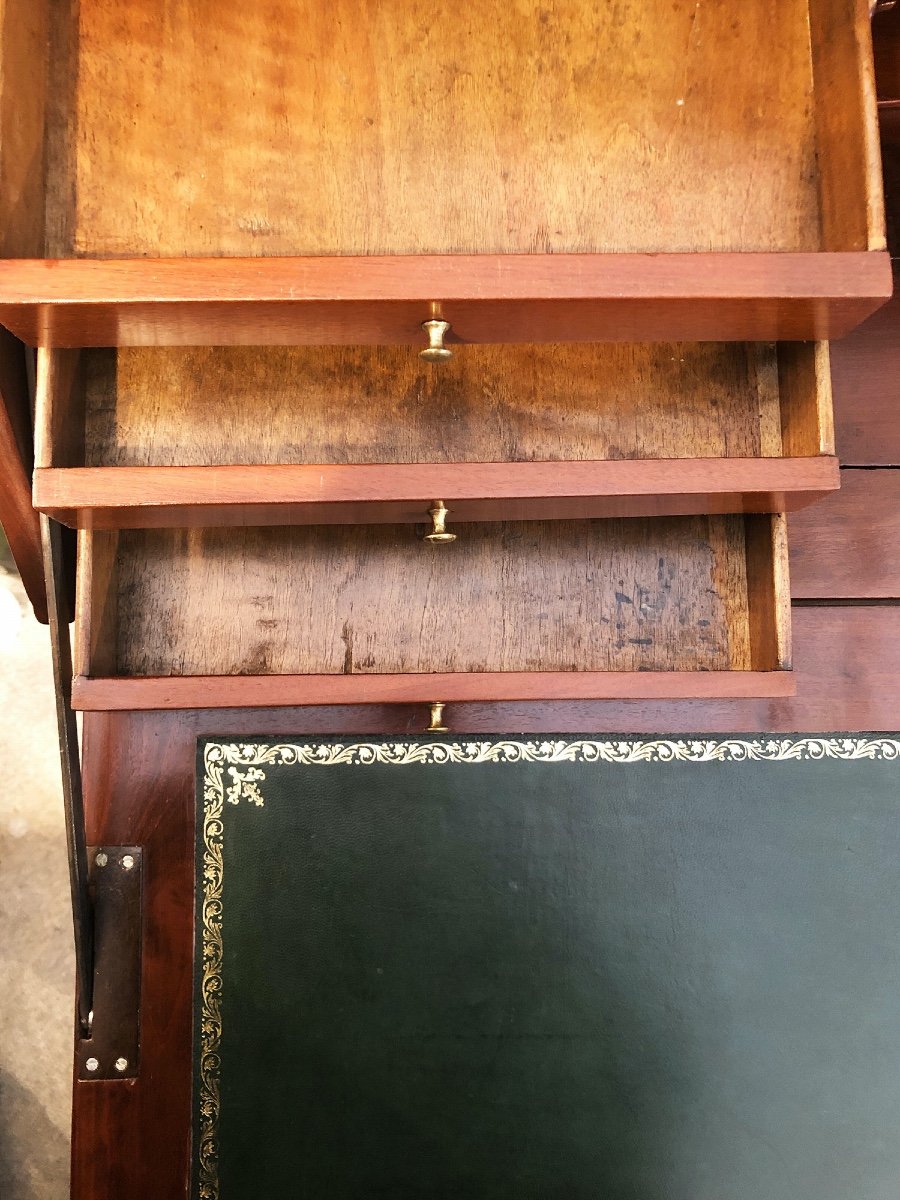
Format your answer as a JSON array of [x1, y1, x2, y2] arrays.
[[74, 710, 195, 1200], [0, 0, 48, 619], [745, 514, 792, 670], [778, 341, 835, 456], [75, 528, 119, 677], [810, 0, 887, 250], [0, 0, 48, 257], [34, 347, 85, 468]]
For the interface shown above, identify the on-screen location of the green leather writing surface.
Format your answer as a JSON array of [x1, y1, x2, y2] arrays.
[[194, 736, 900, 1199]]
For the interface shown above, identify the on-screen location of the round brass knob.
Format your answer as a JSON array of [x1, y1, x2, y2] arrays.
[[419, 319, 453, 362], [423, 501, 457, 544]]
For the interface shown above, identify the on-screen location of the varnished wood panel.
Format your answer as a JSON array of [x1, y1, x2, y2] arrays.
[[82, 342, 784, 467], [0, 1, 887, 348], [0, 253, 891, 348], [790, 468, 900, 597], [63, 0, 820, 257], [73, 710, 195, 1200], [810, 0, 886, 251], [96, 518, 755, 678], [883, 139, 900, 251], [831, 263, 900, 464]]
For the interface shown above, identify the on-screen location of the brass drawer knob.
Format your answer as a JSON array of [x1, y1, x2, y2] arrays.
[[419, 319, 452, 362], [426, 703, 449, 733], [424, 501, 456, 544]]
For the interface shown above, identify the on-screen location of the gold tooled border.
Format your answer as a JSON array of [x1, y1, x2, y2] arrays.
[[197, 735, 900, 1198]]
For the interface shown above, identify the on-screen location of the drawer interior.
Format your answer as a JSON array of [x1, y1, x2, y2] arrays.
[[44, 341, 831, 469], [3, 0, 878, 260], [77, 515, 789, 681]]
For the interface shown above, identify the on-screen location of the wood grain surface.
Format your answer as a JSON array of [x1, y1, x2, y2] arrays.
[[81, 342, 786, 467], [87, 518, 759, 678], [778, 340, 835, 457], [62, 0, 821, 257], [42, 3, 898, 1196], [29, 337, 837, 527], [0, 0, 888, 349]]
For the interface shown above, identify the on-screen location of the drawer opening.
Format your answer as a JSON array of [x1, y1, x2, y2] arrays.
[[35, 342, 836, 528], [3, 0, 883, 260], [73, 513, 792, 707]]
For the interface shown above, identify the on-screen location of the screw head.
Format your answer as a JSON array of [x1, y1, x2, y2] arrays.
[[85, 1057, 99, 1072], [115, 1057, 129, 1072], [95, 852, 108, 868], [121, 855, 135, 871]]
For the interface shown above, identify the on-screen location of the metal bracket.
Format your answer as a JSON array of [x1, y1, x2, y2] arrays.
[[76, 847, 143, 1082]]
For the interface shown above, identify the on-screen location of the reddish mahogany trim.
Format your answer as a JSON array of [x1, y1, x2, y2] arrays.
[[34, 458, 840, 530], [71, 670, 796, 711], [0, 252, 890, 347]]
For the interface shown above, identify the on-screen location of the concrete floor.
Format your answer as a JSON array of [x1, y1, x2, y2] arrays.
[[0, 541, 72, 1198]]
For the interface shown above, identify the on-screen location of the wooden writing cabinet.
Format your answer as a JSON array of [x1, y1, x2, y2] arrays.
[[0, 0, 891, 346], [2, 4, 896, 1199]]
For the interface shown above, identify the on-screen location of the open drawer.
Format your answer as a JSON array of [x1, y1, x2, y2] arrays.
[[0, 0, 889, 347], [71, 513, 793, 708], [35, 342, 837, 529]]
